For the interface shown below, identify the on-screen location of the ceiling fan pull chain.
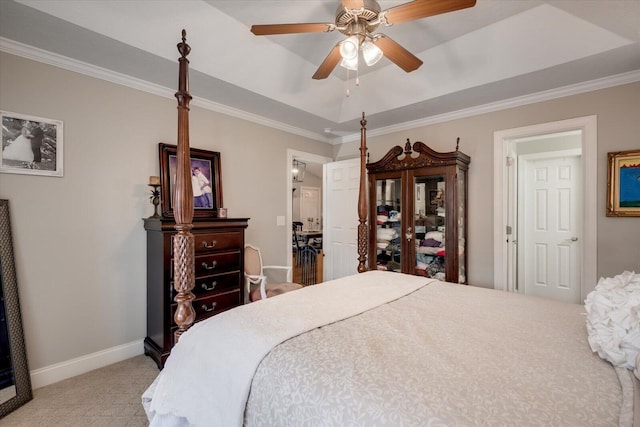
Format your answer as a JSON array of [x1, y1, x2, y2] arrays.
[[345, 68, 351, 97]]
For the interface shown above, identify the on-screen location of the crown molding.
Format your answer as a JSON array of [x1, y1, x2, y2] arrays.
[[0, 37, 176, 100], [339, 69, 640, 143], [0, 37, 331, 144], [2, 37, 637, 146], [190, 96, 331, 144]]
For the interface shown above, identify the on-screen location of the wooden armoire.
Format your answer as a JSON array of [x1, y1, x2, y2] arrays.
[[367, 139, 470, 283]]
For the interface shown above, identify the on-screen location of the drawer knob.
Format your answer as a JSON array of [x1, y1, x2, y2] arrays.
[[202, 240, 217, 249], [201, 260, 218, 270], [201, 281, 217, 291], [201, 302, 218, 312]]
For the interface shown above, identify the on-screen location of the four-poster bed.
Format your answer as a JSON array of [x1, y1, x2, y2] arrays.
[[143, 32, 634, 427], [143, 32, 248, 369], [171, 30, 197, 343]]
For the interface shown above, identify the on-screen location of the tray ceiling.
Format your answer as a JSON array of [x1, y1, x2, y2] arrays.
[[1, 0, 639, 143]]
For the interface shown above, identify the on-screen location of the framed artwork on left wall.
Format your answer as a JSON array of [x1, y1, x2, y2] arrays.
[[0, 111, 63, 177]]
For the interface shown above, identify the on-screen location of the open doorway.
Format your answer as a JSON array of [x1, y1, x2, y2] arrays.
[[493, 116, 597, 303], [286, 150, 332, 284]]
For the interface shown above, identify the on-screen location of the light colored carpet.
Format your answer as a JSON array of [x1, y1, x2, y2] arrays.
[[1, 355, 159, 426]]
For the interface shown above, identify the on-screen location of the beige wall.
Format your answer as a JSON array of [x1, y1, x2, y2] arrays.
[[0, 52, 332, 370], [336, 82, 640, 289], [1, 51, 638, 374]]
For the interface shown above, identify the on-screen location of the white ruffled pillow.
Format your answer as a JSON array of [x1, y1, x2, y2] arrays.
[[585, 271, 640, 370]]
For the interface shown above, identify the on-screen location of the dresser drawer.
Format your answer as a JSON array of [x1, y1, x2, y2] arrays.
[[170, 251, 241, 279], [193, 232, 242, 254], [194, 251, 240, 277], [171, 271, 241, 299], [169, 231, 243, 256], [171, 290, 241, 325]]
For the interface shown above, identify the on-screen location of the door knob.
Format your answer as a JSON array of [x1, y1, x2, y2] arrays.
[[571, 237, 578, 241]]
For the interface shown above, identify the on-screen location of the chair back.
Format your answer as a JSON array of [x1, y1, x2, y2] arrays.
[[292, 222, 305, 252], [244, 244, 262, 276], [296, 245, 319, 286]]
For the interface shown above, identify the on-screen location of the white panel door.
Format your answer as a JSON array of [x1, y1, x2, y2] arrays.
[[521, 155, 582, 303], [323, 158, 360, 281]]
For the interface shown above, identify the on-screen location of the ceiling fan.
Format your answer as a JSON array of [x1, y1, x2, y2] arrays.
[[250, 0, 477, 80]]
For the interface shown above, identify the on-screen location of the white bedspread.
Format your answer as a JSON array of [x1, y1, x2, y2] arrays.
[[246, 279, 622, 426], [142, 271, 432, 427]]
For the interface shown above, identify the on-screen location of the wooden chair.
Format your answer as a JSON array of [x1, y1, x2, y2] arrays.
[[292, 222, 305, 252], [244, 244, 303, 302]]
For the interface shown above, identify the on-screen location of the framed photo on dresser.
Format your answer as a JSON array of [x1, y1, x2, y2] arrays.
[[158, 143, 223, 218]]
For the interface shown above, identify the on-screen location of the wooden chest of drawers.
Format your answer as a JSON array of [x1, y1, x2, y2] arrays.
[[143, 217, 249, 368]]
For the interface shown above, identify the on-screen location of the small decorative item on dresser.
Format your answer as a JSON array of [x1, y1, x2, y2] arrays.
[[218, 208, 227, 218], [148, 176, 161, 219]]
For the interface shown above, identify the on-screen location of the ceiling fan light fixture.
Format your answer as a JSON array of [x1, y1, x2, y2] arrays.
[[339, 35, 359, 60], [361, 40, 383, 66], [251, 0, 478, 80], [340, 56, 358, 71]]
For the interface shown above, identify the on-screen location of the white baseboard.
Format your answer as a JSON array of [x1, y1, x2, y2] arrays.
[[30, 340, 144, 389]]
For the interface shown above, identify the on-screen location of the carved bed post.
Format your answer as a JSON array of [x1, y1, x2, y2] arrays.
[[173, 30, 196, 343], [357, 112, 368, 273]]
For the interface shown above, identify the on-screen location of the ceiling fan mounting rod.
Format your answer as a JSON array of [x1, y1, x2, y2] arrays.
[[345, 6, 365, 18], [336, 0, 381, 27], [342, 5, 386, 28]]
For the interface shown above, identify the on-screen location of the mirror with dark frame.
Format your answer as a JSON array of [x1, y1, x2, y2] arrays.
[[0, 199, 32, 418]]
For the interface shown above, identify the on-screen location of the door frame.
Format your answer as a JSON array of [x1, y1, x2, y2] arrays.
[[493, 116, 597, 301], [286, 149, 332, 268]]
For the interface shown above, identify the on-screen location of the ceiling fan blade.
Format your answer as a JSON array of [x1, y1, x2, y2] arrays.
[[312, 44, 342, 80], [374, 35, 423, 72], [384, 0, 476, 25], [342, 0, 365, 8], [251, 23, 334, 36]]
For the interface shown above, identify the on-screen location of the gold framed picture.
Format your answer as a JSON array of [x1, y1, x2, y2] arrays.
[[606, 149, 640, 217]]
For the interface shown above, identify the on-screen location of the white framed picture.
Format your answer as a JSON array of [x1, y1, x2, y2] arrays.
[[1, 110, 63, 177]]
